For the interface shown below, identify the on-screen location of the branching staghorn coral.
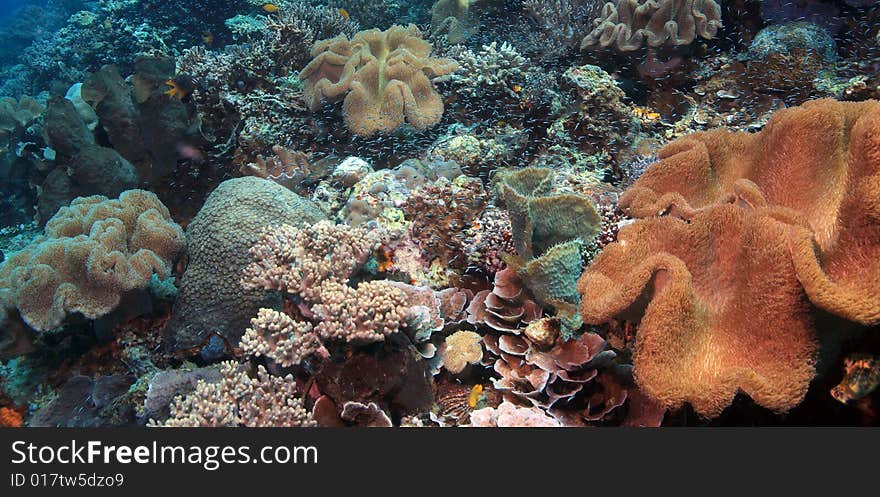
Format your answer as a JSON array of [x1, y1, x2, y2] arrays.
[[311, 280, 413, 343], [448, 42, 533, 98], [300, 24, 458, 136], [0, 190, 184, 332], [241, 220, 379, 302], [242, 308, 329, 367], [581, 0, 723, 51], [577, 99, 880, 417], [161, 361, 314, 427]]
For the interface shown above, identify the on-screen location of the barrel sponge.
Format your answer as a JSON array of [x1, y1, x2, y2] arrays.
[[0, 190, 184, 332], [581, 0, 722, 51], [300, 24, 458, 136], [578, 99, 880, 417]]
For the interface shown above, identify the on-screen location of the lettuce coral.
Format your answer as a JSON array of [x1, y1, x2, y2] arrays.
[[0, 190, 184, 332], [300, 24, 458, 136], [577, 99, 880, 417]]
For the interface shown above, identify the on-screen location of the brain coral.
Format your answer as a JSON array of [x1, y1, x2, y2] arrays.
[[581, 0, 723, 51], [165, 177, 325, 353], [300, 24, 458, 136], [577, 99, 880, 417], [0, 190, 184, 332]]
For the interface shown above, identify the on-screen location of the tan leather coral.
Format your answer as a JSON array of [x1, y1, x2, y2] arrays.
[[581, 0, 722, 51], [300, 24, 458, 136], [578, 99, 880, 417], [0, 190, 184, 332]]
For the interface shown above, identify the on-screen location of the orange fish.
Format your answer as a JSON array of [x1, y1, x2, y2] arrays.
[[512, 84, 522, 93], [337, 8, 350, 19], [467, 384, 483, 409], [262, 3, 279, 13], [633, 106, 661, 121], [164, 75, 197, 102]]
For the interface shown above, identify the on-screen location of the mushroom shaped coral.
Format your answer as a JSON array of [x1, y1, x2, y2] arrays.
[[581, 0, 722, 52], [300, 24, 458, 136], [577, 98, 880, 417], [0, 190, 184, 332]]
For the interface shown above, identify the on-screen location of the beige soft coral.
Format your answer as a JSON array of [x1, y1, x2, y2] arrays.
[[300, 24, 458, 136], [0, 190, 184, 331]]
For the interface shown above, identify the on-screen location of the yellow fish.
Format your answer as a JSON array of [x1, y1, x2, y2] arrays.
[[467, 384, 483, 409], [338, 8, 350, 19], [633, 106, 661, 121], [262, 4, 279, 13]]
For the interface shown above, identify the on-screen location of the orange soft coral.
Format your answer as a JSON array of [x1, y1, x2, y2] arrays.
[[578, 99, 880, 417], [0, 407, 23, 427]]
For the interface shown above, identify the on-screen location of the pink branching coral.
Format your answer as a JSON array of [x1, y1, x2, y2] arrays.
[[242, 220, 379, 301], [242, 308, 329, 367], [242, 221, 462, 349], [312, 280, 412, 343], [161, 362, 314, 427]]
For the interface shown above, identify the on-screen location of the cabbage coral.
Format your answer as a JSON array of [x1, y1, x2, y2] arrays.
[[300, 24, 458, 136], [578, 99, 880, 417]]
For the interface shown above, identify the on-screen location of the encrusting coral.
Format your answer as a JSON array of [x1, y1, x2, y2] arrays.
[[581, 0, 723, 51], [300, 24, 458, 136], [0, 190, 184, 332], [577, 99, 880, 417]]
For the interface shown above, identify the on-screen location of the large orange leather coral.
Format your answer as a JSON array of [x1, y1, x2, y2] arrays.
[[300, 24, 458, 136], [578, 99, 880, 417]]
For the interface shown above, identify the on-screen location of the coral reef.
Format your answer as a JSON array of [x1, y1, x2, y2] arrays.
[[300, 24, 458, 135], [0, 0, 877, 431], [0, 190, 183, 332], [578, 99, 880, 417]]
